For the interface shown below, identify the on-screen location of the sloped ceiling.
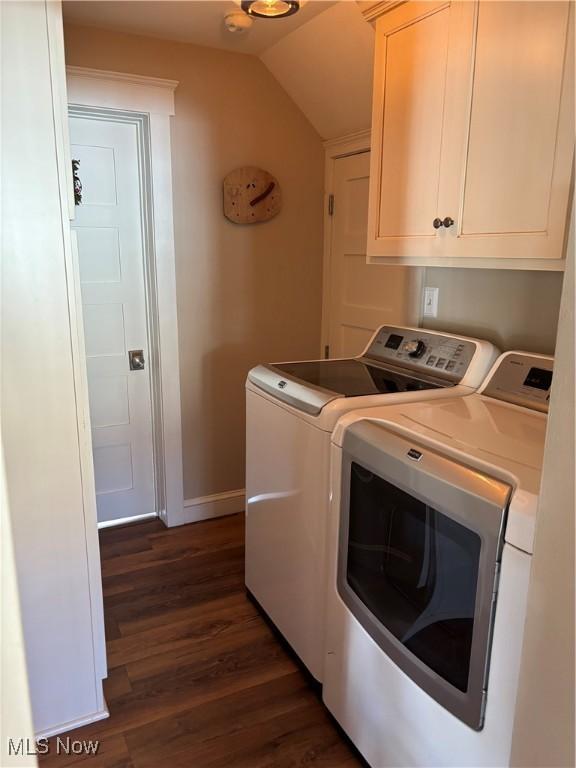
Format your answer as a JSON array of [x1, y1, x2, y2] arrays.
[[260, 2, 375, 140], [63, 0, 374, 142], [63, 1, 337, 56]]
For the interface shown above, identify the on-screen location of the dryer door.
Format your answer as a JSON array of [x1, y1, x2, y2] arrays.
[[339, 422, 511, 729]]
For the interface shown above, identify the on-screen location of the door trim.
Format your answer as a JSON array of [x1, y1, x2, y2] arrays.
[[67, 65, 178, 114], [321, 130, 372, 358], [67, 68, 184, 529]]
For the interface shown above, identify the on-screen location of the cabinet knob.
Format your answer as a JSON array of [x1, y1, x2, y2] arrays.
[[433, 217, 455, 229]]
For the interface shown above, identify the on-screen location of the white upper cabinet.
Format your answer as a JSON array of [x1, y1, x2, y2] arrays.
[[367, 1, 574, 269]]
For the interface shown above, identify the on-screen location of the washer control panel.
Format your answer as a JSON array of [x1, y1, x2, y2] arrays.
[[365, 327, 476, 381], [482, 352, 553, 412]]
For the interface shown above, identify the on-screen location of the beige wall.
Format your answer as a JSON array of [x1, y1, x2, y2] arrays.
[[64, 24, 325, 501], [422, 268, 564, 354]]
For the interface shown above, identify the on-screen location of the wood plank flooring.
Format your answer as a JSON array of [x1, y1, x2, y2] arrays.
[[39, 514, 361, 768]]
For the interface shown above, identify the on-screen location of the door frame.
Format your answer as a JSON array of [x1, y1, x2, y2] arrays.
[[66, 67, 184, 528], [321, 129, 372, 359]]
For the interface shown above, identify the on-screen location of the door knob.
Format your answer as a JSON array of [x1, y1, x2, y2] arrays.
[[433, 218, 443, 229], [128, 349, 145, 370], [442, 216, 454, 228]]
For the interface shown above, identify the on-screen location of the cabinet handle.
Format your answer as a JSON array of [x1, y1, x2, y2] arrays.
[[433, 217, 455, 229]]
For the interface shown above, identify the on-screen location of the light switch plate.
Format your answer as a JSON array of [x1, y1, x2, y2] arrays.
[[423, 286, 439, 318]]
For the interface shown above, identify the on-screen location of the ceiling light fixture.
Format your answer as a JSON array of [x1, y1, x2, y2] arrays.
[[240, 0, 301, 19]]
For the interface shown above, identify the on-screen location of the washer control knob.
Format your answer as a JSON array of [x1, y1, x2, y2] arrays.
[[408, 340, 427, 359]]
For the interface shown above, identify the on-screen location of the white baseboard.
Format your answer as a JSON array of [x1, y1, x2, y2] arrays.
[[97, 512, 157, 530], [168, 488, 245, 527], [35, 705, 109, 740]]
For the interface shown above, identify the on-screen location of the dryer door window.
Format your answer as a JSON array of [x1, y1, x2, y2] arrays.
[[346, 463, 481, 693]]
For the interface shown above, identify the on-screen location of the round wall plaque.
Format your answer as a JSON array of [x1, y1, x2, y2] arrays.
[[223, 166, 282, 224]]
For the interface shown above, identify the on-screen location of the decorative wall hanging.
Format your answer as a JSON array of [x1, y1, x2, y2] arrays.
[[72, 159, 82, 206], [223, 166, 282, 224]]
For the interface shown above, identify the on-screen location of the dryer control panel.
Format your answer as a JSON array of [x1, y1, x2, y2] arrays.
[[364, 327, 476, 382], [481, 352, 554, 412]]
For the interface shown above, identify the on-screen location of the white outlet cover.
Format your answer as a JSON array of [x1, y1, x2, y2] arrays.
[[423, 286, 439, 317]]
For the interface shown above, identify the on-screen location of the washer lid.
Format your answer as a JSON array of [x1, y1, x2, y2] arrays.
[[248, 359, 447, 415]]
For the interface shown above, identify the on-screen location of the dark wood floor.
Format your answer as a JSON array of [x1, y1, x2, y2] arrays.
[[40, 513, 360, 767]]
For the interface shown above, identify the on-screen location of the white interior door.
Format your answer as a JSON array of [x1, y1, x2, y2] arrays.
[[325, 152, 420, 358], [70, 115, 155, 524]]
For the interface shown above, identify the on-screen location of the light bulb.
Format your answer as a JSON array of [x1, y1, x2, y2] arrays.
[[239, 0, 301, 19]]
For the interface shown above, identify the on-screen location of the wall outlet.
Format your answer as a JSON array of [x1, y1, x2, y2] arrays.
[[423, 286, 439, 318]]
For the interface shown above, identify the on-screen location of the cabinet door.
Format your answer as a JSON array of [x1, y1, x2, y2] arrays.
[[368, 0, 573, 269], [444, 1, 574, 262], [367, 2, 474, 259]]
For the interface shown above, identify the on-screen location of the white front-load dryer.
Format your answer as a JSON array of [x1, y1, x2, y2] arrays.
[[245, 325, 500, 681], [323, 352, 553, 766]]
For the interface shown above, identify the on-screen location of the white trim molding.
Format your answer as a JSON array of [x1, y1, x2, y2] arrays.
[[323, 128, 371, 156], [357, 1, 406, 22], [178, 490, 246, 526], [34, 706, 109, 741], [98, 512, 157, 531], [67, 69, 184, 530], [66, 66, 178, 115]]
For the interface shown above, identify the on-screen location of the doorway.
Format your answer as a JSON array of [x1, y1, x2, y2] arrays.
[[322, 148, 421, 359], [70, 109, 158, 525], [67, 67, 184, 529]]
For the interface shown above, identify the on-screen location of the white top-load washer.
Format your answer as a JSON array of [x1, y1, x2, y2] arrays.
[[245, 325, 499, 681], [323, 351, 553, 767]]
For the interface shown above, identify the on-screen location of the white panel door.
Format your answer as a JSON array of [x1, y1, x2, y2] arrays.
[[325, 152, 420, 358], [70, 115, 155, 524]]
